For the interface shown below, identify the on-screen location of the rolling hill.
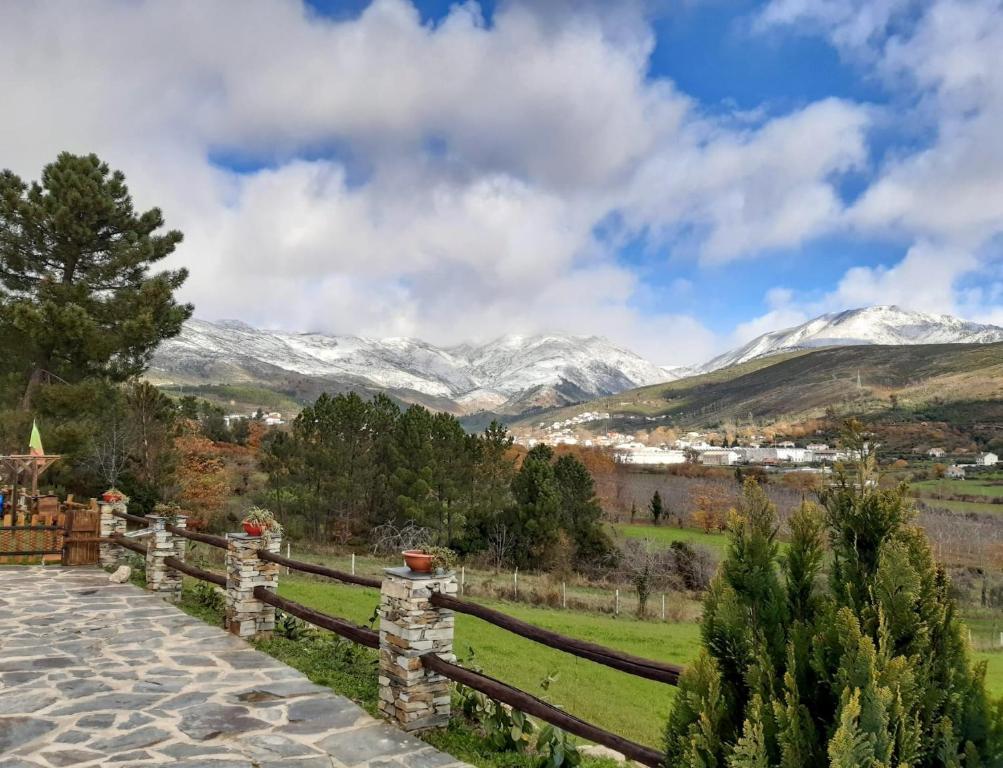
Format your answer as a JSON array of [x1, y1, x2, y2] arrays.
[[515, 342, 1003, 439]]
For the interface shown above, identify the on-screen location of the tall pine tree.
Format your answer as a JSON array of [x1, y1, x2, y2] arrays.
[[0, 152, 192, 408]]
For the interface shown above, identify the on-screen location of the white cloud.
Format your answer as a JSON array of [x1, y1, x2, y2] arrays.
[[754, 0, 1003, 325], [16, 0, 996, 367]]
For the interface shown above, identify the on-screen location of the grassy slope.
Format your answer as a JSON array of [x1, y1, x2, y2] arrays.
[[517, 342, 1003, 432]]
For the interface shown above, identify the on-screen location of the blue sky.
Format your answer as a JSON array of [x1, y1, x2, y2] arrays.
[[2, 0, 1001, 363]]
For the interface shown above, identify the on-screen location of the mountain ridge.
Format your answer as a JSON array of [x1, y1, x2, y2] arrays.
[[703, 305, 1003, 371], [148, 319, 670, 414]]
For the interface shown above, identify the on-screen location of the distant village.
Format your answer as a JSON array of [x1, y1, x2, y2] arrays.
[[224, 410, 286, 427], [515, 410, 998, 474]]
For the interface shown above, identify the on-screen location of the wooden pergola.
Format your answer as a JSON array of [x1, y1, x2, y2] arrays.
[[1, 454, 61, 501]]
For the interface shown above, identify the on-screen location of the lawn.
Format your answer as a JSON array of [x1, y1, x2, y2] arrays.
[[917, 497, 1003, 516], [913, 478, 1003, 499], [276, 573, 1003, 747], [612, 523, 729, 554], [278, 575, 698, 748]]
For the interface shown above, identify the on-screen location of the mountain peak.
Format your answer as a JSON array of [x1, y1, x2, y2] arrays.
[[703, 306, 1003, 372]]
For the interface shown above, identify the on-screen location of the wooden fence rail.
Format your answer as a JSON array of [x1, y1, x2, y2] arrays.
[[110, 534, 147, 556], [252, 585, 380, 648], [163, 555, 227, 587], [421, 654, 665, 768], [429, 591, 682, 685], [111, 510, 149, 526], [166, 525, 228, 550], [256, 550, 381, 589]]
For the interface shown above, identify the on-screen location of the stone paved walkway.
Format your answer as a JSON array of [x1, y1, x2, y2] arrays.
[[0, 567, 468, 768]]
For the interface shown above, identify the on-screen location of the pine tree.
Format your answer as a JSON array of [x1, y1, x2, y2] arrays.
[[0, 153, 191, 408], [664, 422, 1003, 767]]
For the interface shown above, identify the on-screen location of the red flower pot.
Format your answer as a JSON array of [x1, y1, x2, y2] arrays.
[[102, 491, 122, 503], [402, 550, 433, 573], [243, 521, 264, 537]]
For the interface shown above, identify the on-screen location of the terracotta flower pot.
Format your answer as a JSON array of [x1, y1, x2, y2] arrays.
[[402, 550, 433, 573], [102, 491, 122, 503], [243, 521, 264, 537]]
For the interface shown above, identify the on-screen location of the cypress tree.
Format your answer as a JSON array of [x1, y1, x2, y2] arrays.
[[665, 423, 1003, 767]]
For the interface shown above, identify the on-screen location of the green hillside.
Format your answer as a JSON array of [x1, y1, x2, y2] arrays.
[[516, 342, 1003, 434]]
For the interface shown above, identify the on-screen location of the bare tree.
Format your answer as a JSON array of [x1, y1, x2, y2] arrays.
[[84, 403, 133, 489], [486, 521, 513, 571], [370, 520, 432, 556], [619, 539, 668, 617]]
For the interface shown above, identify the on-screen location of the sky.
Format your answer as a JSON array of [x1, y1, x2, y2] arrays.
[[2, 0, 1002, 366]]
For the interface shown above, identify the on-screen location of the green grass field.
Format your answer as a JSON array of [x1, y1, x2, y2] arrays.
[[278, 575, 697, 748], [613, 523, 730, 554], [916, 497, 1003, 515], [913, 478, 1003, 499], [276, 574, 1003, 747]]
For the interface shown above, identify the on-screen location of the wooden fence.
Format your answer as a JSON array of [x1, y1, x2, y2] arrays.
[[110, 512, 673, 767]]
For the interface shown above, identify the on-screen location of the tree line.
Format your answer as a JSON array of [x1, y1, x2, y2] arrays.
[[261, 391, 614, 570]]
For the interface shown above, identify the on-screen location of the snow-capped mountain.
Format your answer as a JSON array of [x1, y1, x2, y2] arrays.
[[703, 306, 1003, 372], [149, 319, 670, 414]]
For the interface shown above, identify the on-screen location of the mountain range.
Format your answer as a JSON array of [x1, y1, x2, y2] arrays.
[[148, 319, 668, 414], [148, 306, 1003, 416]]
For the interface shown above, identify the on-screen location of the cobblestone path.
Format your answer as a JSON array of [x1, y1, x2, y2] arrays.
[[0, 566, 468, 768]]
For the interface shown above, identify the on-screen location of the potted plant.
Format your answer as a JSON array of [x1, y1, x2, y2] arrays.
[[402, 549, 433, 573], [402, 546, 456, 575], [102, 488, 126, 503], [243, 506, 282, 538], [153, 501, 182, 528]]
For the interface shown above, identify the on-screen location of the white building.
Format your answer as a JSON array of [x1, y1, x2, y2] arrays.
[[614, 446, 687, 465], [927, 447, 946, 458], [700, 449, 740, 466], [977, 452, 999, 467], [946, 465, 966, 479]]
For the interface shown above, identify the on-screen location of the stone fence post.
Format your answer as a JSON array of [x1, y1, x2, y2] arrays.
[[145, 514, 186, 603], [225, 532, 281, 639], [378, 568, 456, 731], [98, 500, 127, 568]]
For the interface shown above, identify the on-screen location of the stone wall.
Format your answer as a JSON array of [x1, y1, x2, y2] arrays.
[[378, 567, 456, 731]]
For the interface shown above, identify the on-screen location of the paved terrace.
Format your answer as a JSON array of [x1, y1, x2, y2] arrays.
[[0, 567, 469, 768]]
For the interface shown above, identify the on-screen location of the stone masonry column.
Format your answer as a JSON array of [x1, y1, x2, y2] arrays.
[[145, 514, 186, 603], [378, 567, 456, 731], [225, 532, 281, 639], [98, 500, 127, 568]]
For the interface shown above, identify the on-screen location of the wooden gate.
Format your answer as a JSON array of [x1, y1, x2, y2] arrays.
[[63, 508, 101, 566]]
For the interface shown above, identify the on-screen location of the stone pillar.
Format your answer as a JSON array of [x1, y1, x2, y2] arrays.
[[378, 567, 456, 731], [225, 532, 281, 639], [98, 500, 127, 568], [145, 514, 186, 603]]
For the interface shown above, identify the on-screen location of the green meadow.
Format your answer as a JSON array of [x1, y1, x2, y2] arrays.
[[275, 573, 1003, 749]]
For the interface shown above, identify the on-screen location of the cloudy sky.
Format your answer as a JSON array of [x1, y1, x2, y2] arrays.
[[2, 0, 1002, 365]]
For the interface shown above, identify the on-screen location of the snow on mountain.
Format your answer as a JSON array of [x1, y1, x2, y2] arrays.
[[150, 319, 670, 413], [703, 306, 1003, 372]]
